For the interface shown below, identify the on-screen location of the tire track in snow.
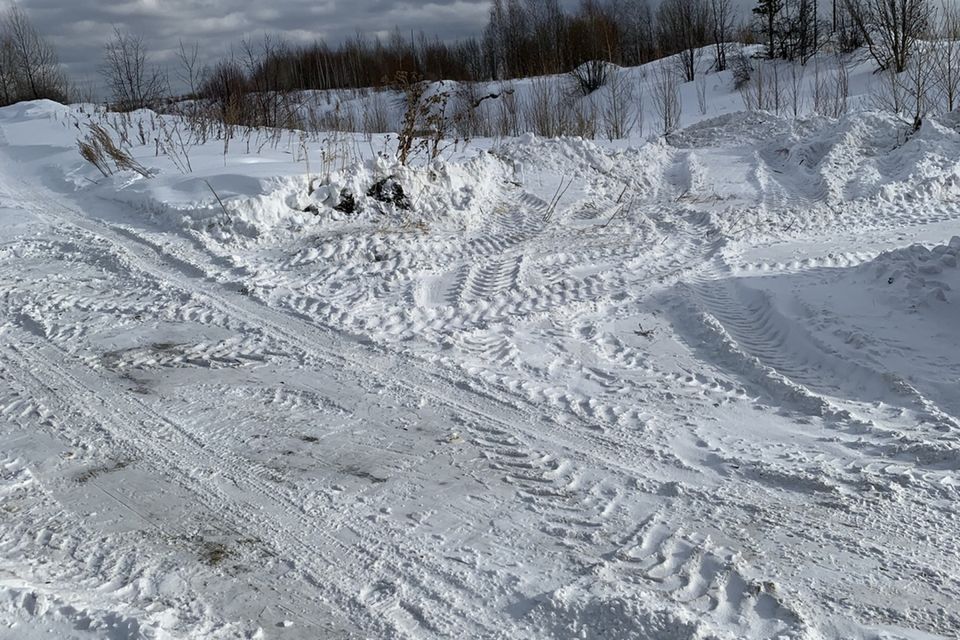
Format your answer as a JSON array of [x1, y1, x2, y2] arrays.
[[0, 333, 506, 639], [10, 180, 684, 486], [0, 421, 246, 638], [666, 210, 960, 474], [0, 179, 712, 636], [0, 160, 819, 639], [599, 510, 805, 637]]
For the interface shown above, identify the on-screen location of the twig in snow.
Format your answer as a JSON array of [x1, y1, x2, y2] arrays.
[[543, 176, 573, 223], [601, 195, 635, 230], [204, 180, 229, 218], [616, 183, 629, 204], [545, 180, 565, 215], [634, 324, 655, 338]]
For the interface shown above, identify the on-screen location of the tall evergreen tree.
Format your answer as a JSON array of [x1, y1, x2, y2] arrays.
[[754, 0, 784, 59]]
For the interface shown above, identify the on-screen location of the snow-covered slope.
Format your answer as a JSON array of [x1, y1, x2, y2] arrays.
[[290, 45, 881, 139], [1, 68, 959, 640]]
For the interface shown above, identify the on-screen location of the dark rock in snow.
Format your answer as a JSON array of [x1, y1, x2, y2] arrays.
[[367, 177, 411, 210], [334, 190, 357, 214]]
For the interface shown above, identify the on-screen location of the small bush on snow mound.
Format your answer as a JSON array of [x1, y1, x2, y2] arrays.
[[569, 60, 612, 96]]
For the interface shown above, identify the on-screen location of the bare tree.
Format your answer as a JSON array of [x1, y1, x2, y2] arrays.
[[785, 0, 823, 62], [710, 0, 735, 71], [524, 76, 572, 137], [199, 57, 248, 126], [659, 0, 712, 82], [903, 45, 934, 128], [812, 54, 849, 117], [651, 64, 682, 135], [101, 28, 168, 111], [0, 4, 67, 104], [569, 97, 599, 139], [870, 66, 908, 114], [834, 0, 867, 52], [787, 61, 806, 115], [176, 40, 204, 97], [696, 72, 708, 114], [497, 81, 522, 137], [566, 0, 622, 73], [0, 36, 16, 104], [731, 46, 754, 89], [933, 2, 960, 111], [844, 0, 931, 72], [602, 67, 637, 139], [740, 60, 784, 113], [870, 54, 931, 129], [834, 55, 850, 116], [616, 0, 657, 66], [70, 78, 99, 105], [526, 0, 566, 75]]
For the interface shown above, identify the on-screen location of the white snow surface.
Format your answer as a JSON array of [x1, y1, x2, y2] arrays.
[[1, 76, 960, 640]]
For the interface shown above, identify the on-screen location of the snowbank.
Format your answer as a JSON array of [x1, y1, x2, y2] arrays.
[[863, 236, 960, 307]]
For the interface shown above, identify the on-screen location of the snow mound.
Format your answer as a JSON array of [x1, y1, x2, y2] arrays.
[[108, 151, 511, 244], [781, 112, 960, 203], [670, 110, 803, 148], [299, 151, 511, 231], [523, 585, 703, 640], [502, 134, 622, 178], [671, 111, 960, 206], [862, 236, 960, 306], [0, 585, 148, 640], [0, 99, 73, 122]]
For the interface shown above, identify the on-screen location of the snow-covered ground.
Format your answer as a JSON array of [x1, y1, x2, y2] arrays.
[[1, 56, 960, 640]]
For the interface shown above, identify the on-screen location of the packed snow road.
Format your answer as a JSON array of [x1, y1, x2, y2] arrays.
[[1, 102, 959, 639]]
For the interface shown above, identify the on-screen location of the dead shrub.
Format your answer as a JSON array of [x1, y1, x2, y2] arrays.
[[78, 123, 153, 178]]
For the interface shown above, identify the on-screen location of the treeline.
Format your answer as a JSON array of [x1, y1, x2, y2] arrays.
[[199, 0, 735, 98], [205, 0, 935, 98]]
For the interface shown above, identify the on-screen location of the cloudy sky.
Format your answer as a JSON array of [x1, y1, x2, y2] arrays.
[[17, 0, 494, 89]]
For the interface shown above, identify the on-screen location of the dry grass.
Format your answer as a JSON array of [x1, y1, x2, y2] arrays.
[[78, 123, 153, 178]]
